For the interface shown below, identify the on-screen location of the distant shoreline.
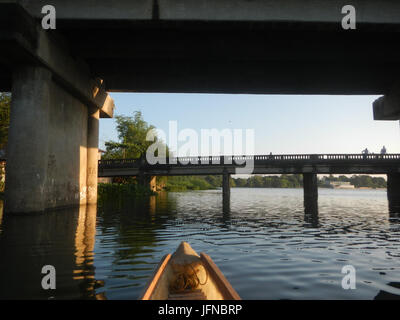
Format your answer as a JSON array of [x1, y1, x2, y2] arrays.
[[229, 186, 386, 190]]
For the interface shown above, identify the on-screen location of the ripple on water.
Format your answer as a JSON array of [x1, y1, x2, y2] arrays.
[[0, 189, 399, 299]]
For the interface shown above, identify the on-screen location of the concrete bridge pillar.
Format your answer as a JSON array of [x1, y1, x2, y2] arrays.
[[4, 65, 106, 214], [5, 66, 52, 213], [222, 169, 230, 212], [149, 176, 157, 192], [138, 173, 157, 192], [1, 6, 114, 214], [303, 173, 318, 214], [387, 173, 400, 213], [87, 108, 99, 204]]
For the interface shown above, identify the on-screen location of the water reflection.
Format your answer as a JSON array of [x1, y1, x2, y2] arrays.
[[304, 202, 319, 228], [388, 188, 400, 216], [0, 189, 399, 300], [304, 211, 319, 228], [389, 210, 400, 220], [97, 193, 176, 261], [0, 204, 100, 299], [74, 204, 105, 300], [0, 193, 178, 299]]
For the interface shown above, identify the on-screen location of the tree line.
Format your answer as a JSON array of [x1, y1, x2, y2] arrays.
[[162, 174, 386, 191]]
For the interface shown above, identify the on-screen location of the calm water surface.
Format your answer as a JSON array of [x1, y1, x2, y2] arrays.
[[0, 188, 399, 300]]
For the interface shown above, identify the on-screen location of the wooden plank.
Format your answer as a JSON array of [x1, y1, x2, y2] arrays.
[[200, 252, 241, 300], [169, 289, 207, 300], [139, 253, 171, 300]]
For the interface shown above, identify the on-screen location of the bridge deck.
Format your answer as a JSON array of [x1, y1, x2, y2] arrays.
[[98, 154, 400, 177]]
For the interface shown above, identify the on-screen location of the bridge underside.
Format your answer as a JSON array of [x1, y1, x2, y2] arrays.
[[59, 22, 400, 95], [2, 1, 400, 95]]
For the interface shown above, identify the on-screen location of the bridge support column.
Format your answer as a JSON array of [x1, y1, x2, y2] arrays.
[[303, 173, 318, 214], [138, 173, 157, 192], [5, 66, 52, 213], [4, 66, 104, 214], [87, 108, 99, 204], [222, 169, 230, 212], [387, 173, 400, 213], [2, 10, 115, 214]]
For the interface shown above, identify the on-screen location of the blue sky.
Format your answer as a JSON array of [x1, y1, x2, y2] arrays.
[[100, 93, 400, 155]]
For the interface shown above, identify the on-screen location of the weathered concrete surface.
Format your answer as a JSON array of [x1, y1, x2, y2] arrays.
[[5, 65, 91, 213], [20, 0, 153, 20], [87, 108, 99, 204], [0, 3, 114, 117], [46, 76, 89, 209], [0, 4, 118, 213], [149, 176, 157, 192], [138, 173, 157, 192], [5, 66, 52, 213], [373, 83, 400, 120], [17, 0, 400, 24], [158, 0, 400, 23]]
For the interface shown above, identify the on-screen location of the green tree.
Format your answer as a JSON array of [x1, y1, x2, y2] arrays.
[[0, 93, 11, 150], [103, 111, 165, 159], [252, 176, 264, 187]]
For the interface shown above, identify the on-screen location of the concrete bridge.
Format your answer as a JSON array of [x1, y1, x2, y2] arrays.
[[99, 154, 400, 213], [2, 1, 400, 213]]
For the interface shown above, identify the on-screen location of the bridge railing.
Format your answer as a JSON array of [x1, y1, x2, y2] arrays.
[[98, 154, 400, 169]]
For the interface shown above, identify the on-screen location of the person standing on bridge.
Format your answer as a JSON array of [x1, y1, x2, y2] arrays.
[[381, 146, 387, 154], [362, 148, 369, 159]]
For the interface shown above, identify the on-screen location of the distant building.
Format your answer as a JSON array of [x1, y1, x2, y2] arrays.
[[329, 181, 355, 189]]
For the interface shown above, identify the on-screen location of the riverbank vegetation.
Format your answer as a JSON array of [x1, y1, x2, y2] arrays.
[[165, 175, 221, 191], [232, 174, 386, 189], [163, 174, 386, 191], [98, 182, 156, 203], [99, 112, 166, 199], [161, 174, 386, 191], [233, 174, 303, 188]]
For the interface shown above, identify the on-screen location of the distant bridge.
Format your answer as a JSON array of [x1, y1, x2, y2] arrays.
[[98, 154, 400, 177], [99, 153, 400, 213]]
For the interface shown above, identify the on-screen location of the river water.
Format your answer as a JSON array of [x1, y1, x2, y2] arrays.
[[0, 188, 399, 300]]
